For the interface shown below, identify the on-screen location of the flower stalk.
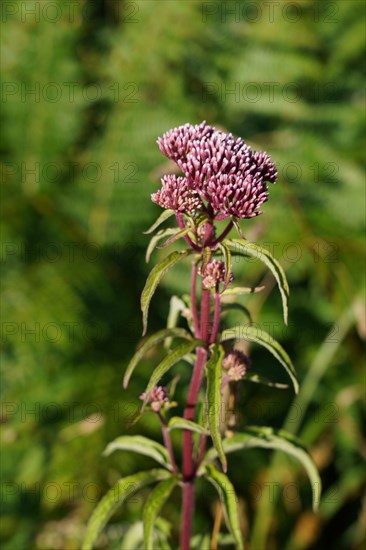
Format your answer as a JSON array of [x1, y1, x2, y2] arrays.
[[152, 122, 278, 548], [83, 122, 318, 550]]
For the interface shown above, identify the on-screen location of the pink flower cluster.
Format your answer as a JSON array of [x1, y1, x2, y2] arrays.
[[151, 175, 201, 215], [199, 259, 233, 289], [222, 350, 251, 381], [140, 386, 169, 412], [154, 121, 277, 219]]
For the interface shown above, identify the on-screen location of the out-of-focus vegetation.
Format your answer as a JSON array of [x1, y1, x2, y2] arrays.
[[1, 1, 365, 549]]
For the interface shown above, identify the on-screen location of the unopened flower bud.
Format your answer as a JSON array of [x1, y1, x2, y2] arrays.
[[222, 350, 251, 381], [140, 385, 169, 412], [151, 175, 202, 215], [200, 259, 233, 289]]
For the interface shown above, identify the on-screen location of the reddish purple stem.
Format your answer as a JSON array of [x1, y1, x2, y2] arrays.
[[180, 283, 212, 549], [212, 219, 234, 246], [181, 482, 195, 550], [166, 219, 219, 549], [176, 212, 200, 251]]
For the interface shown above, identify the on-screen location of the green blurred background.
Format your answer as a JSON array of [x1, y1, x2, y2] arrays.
[[1, 1, 365, 548]]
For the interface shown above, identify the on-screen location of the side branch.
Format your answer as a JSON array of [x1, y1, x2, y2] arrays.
[[176, 213, 200, 251]]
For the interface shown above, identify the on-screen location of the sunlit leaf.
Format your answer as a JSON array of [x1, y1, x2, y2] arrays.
[[103, 435, 172, 470], [244, 372, 289, 389], [204, 464, 244, 550], [201, 427, 321, 510], [218, 242, 232, 292], [168, 416, 208, 434], [191, 534, 211, 549], [82, 469, 171, 550], [232, 219, 246, 240], [201, 246, 211, 272], [146, 228, 177, 263], [222, 285, 265, 296], [123, 327, 192, 388], [221, 325, 298, 394], [144, 209, 175, 234], [143, 476, 179, 550], [205, 344, 227, 472], [142, 339, 202, 408], [159, 225, 195, 249], [225, 239, 289, 324], [141, 250, 190, 335]]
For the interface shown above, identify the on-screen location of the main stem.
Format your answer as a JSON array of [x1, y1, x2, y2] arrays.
[[180, 221, 214, 550]]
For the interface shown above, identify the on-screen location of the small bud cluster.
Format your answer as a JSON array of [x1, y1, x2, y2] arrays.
[[222, 350, 251, 381], [155, 122, 277, 219], [199, 259, 234, 289], [157, 121, 215, 167], [140, 386, 169, 412], [151, 175, 202, 214]]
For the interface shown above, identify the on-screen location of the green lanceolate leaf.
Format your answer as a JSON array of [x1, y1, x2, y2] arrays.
[[225, 239, 289, 324], [82, 469, 171, 550], [159, 225, 195, 249], [232, 218, 246, 240], [204, 464, 244, 550], [146, 228, 177, 263], [143, 476, 179, 550], [191, 533, 211, 549], [218, 242, 232, 292], [205, 344, 227, 472], [144, 209, 175, 234], [244, 372, 289, 389], [142, 339, 202, 408], [103, 435, 172, 470], [201, 246, 211, 272], [221, 325, 298, 394], [222, 285, 265, 296], [141, 250, 190, 335], [201, 427, 321, 511], [168, 416, 208, 434], [123, 327, 191, 388]]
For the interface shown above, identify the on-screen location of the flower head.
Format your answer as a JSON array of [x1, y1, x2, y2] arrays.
[[185, 130, 277, 219], [151, 175, 202, 214], [140, 385, 169, 412], [199, 259, 233, 289], [157, 121, 215, 169], [155, 122, 277, 219], [222, 350, 251, 381]]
